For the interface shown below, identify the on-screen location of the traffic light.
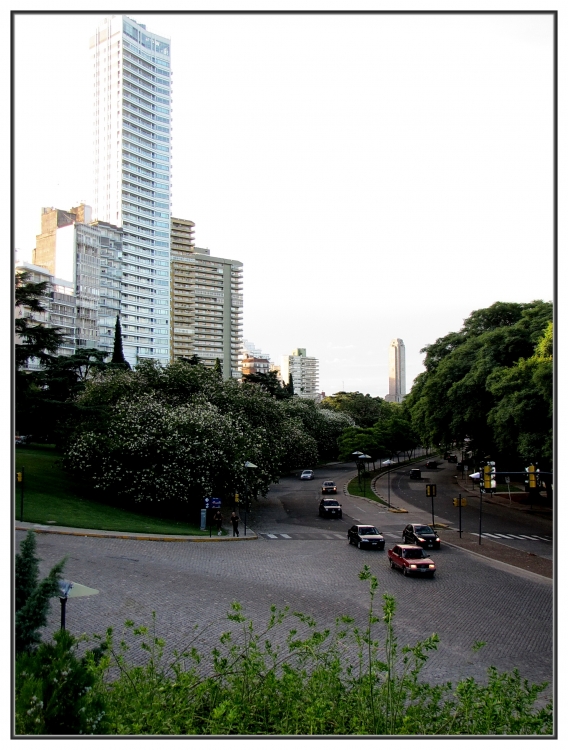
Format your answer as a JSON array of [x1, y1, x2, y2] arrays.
[[16, 472, 23, 483], [482, 462, 496, 490], [525, 464, 539, 489]]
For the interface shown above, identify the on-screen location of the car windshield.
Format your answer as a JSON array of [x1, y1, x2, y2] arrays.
[[323, 482, 335, 486], [415, 526, 434, 535], [403, 549, 425, 559], [324, 500, 340, 506], [360, 527, 379, 536]]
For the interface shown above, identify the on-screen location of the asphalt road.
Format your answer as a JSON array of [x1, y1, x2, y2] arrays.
[[18, 459, 553, 705]]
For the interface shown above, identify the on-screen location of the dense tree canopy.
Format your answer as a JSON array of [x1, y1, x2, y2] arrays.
[[337, 405, 420, 464], [320, 391, 391, 428], [404, 301, 553, 469], [63, 361, 353, 517]]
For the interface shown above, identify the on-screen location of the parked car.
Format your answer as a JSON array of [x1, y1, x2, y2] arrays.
[[321, 480, 337, 494], [409, 468, 422, 480], [382, 459, 394, 466], [388, 544, 436, 577], [348, 525, 385, 550], [425, 460, 440, 469], [300, 470, 314, 480], [403, 523, 441, 549], [319, 498, 342, 518], [447, 454, 458, 463], [15, 435, 30, 446]]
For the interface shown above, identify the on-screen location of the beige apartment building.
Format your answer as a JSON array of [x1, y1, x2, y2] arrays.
[[170, 217, 243, 379]]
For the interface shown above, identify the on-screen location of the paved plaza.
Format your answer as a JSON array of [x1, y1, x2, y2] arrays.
[[16, 517, 553, 698]]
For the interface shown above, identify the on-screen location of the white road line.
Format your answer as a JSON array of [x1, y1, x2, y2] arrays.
[[280, 533, 292, 539], [266, 534, 278, 538], [531, 535, 552, 542], [334, 534, 346, 539]]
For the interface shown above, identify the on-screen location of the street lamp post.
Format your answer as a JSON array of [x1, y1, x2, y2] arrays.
[[359, 454, 371, 497]]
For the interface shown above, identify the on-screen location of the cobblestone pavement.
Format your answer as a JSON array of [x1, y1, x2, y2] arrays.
[[15, 522, 553, 701]]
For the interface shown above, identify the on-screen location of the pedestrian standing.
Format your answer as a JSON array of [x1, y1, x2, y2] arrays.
[[213, 509, 223, 536], [230, 510, 240, 537]]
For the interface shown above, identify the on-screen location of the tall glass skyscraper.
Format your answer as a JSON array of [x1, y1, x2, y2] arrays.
[[385, 338, 406, 403], [90, 15, 172, 364]]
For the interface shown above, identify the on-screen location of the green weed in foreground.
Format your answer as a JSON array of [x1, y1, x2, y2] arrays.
[[16, 565, 550, 736]]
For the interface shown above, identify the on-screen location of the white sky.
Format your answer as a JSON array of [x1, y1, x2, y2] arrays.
[[12, 9, 555, 398]]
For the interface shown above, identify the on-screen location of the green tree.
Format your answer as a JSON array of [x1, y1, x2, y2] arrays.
[[321, 391, 391, 428], [405, 301, 552, 464], [15, 271, 64, 369], [111, 315, 130, 368], [15, 531, 66, 654], [63, 361, 351, 516], [242, 370, 290, 399], [487, 321, 553, 469]]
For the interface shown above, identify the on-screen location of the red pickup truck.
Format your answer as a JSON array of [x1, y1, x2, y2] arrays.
[[388, 544, 436, 577]]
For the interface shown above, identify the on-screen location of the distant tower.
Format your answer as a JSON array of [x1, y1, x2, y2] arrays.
[[385, 338, 406, 403]]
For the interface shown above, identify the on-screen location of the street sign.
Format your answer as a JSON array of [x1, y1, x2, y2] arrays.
[[453, 497, 467, 507], [210, 498, 222, 508], [426, 484, 437, 497]]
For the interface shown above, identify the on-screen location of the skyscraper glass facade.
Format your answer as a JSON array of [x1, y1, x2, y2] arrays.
[[91, 15, 172, 364]]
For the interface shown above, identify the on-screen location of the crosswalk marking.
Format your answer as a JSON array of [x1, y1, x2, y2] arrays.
[[280, 533, 291, 538], [470, 532, 551, 542], [266, 534, 278, 538]]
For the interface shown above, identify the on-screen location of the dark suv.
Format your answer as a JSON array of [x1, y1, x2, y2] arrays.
[[403, 523, 441, 550], [319, 498, 342, 518]]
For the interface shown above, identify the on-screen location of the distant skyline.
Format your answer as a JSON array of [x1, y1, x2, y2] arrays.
[[13, 11, 555, 397]]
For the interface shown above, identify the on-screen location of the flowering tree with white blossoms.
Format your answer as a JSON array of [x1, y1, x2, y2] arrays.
[[64, 361, 350, 516]]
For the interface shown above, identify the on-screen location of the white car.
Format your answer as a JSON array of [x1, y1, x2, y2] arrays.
[[300, 470, 314, 480]]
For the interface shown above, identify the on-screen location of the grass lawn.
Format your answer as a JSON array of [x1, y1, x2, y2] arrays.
[[14, 445, 214, 536], [347, 474, 385, 503]]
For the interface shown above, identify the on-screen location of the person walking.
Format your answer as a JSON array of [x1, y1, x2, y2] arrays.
[[213, 509, 223, 536], [230, 510, 240, 537]]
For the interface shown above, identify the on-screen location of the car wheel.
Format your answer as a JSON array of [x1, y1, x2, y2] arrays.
[[389, 559, 395, 568], [403, 567, 408, 576], [380, 544, 385, 551], [429, 572, 435, 578], [357, 541, 362, 549], [338, 513, 342, 519]]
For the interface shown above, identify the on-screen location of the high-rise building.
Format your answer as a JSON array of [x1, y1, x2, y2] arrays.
[[15, 260, 76, 367], [32, 204, 123, 357], [170, 218, 243, 378], [90, 15, 172, 365], [385, 338, 406, 403], [281, 348, 319, 399]]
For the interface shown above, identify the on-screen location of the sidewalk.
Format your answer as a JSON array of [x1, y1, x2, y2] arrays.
[[14, 521, 258, 543]]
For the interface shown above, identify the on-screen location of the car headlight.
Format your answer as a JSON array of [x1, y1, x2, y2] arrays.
[[410, 564, 417, 569], [417, 537, 425, 542], [429, 564, 435, 569], [435, 538, 440, 542]]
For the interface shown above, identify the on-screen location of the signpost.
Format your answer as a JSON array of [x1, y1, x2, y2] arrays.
[[425, 484, 436, 527], [17, 467, 24, 522], [453, 494, 466, 537]]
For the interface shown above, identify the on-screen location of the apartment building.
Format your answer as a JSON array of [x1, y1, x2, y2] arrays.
[[280, 348, 320, 398], [32, 204, 123, 358], [170, 217, 243, 378]]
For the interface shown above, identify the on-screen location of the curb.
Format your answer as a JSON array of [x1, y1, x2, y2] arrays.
[[441, 539, 552, 583], [15, 524, 258, 543]]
